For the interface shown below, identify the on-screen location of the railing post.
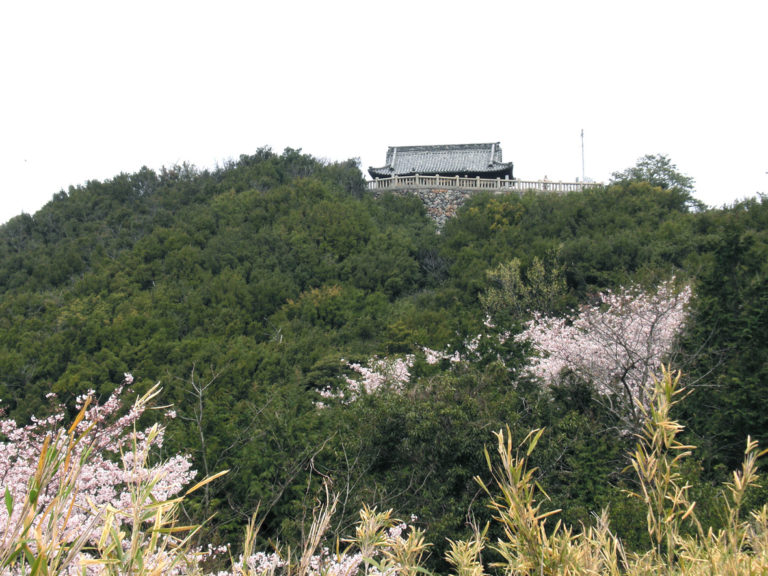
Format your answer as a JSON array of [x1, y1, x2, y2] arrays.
[[365, 175, 595, 193]]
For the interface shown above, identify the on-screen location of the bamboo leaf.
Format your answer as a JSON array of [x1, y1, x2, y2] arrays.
[[184, 469, 229, 496], [4, 487, 13, 516], [526, 428, 545, 456], [29, 551, 44, 576], [534, 509, 562, 521], [153, 525, 199, 534], [67, 397, 91, 435], [681, 502, 696, 520]]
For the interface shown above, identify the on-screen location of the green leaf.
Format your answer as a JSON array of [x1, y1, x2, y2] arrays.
[[30, 551, 45, 576], [4, 487, 13, 516], [527, 428, 545, 456]]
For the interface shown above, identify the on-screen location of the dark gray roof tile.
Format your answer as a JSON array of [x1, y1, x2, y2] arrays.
[[369, 143, 513, 179]]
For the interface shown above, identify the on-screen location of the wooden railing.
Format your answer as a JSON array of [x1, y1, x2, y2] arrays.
[[367, 174, 597, 193]]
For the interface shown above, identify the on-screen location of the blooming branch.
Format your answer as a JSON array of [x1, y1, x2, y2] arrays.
[[518, 279, 691, 427]]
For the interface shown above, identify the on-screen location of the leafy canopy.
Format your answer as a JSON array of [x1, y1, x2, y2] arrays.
[[611, 153, 695, 193]]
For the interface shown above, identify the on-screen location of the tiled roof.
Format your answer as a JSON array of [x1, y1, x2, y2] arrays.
[[368, 143, 514, 179]]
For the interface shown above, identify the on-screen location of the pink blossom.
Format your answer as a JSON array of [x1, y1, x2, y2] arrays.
[[213, 515, 421, 576], [317, 356, 414, 405], [422, 347, 444, 365], [518, 279, 691, 425], [0, 382, 195, 555]]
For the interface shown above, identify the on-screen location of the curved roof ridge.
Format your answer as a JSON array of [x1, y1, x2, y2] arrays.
[[369, 142, 513, 179]]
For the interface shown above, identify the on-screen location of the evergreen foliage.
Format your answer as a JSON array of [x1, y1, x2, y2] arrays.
[[1, 148, 767, 565]]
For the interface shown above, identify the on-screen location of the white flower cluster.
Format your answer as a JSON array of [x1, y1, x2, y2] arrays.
[[0, 378, 195, 568], [215, 517, 421, 576], [317, 356, 414, 406], [422, 346, 461, 365], [518, 279, 691, 418]]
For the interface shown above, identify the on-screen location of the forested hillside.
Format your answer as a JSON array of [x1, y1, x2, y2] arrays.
[[1, 148, 767, 566]]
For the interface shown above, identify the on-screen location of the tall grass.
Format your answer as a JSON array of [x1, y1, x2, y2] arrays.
[[467, 366, 768, 575], [0, 387, 222, 576], [0, 397, 99, 575], [2, 368, 767, 575]]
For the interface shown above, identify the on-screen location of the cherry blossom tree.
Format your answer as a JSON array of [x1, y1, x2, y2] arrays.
[[518, 279, 691, 428], [317, 356, 415, 405], [1, 373, 429, 576], [0, 376, 197, 574]]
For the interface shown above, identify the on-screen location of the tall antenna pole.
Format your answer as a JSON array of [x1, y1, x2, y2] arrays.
[[581, 129, 585, 182]]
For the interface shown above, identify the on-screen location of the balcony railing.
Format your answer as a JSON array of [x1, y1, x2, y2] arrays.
[[367, 174, 597, 193]]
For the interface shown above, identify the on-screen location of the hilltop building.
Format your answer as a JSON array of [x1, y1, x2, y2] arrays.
[[368, 142, 514, 180], [367, 142, 594, 228]]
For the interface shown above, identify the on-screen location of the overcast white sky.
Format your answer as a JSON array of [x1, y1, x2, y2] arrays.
[[1, 1, 766, 225]]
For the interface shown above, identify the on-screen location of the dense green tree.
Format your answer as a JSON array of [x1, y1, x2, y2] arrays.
[[679, 196, 768, 472], [610, 153, 695, 194], [1, 147, 766, 559]]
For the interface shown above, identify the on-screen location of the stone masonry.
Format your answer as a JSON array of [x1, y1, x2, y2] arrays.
[[372, 187, 476, 229]]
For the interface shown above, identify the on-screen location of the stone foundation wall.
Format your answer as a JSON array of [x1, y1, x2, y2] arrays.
[[372, 187, 477, 228]]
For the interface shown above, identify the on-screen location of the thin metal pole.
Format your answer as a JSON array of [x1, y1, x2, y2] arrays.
[[581, 129, 585, 183]]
